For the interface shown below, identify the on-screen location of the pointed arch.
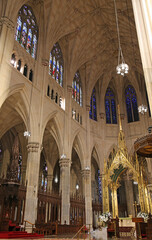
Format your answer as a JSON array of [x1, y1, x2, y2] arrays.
[[15, 5, 38, 59], [71, 131, 85, 170]]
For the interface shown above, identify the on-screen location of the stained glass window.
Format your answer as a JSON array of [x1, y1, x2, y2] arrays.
[[89, 88, 97, 121], [31, 35, 37, 58], [49, 42, 64, 87], [72, 71, 82, 106], [26, 28, 32, 53], [15, 5, 38, 59], [41, 159, 48, 192], [21, 22, 27, 48], [105, 87, 117, 124], [98, 169, 102, 203], [125, 85, 139, 123], [15, 16, 22, 42], [18, 154, 22, 181]]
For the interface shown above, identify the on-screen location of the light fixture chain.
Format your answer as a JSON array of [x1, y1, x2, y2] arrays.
[[113, 0, 121, 56]]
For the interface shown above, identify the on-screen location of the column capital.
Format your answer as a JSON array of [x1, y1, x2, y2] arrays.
[[59, 158, 71, 168], [120, 114, 125, 120], [41, 58, 49, 66], [86, 105, 90, 112], [81, 168, 90, 179], [0, 17, 14, 31], [27, 142, 40, 152], [67, 85, 72, 93], [99, 112, 105, 119], [47, 174, 54, 181]]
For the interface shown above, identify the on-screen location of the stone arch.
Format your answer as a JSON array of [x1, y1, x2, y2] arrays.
[[41, 113, 62, 157], [71, 130, 85, 170]]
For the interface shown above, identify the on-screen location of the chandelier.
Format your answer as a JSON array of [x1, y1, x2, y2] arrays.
[[24, 131, 31, 137], [114, 0, 129, 76], [138, 104, 148, 115]]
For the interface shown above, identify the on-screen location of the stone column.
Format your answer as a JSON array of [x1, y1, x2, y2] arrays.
[[124, 175, 135, 217], [132, 0, 152, 114], [59, 158, 71, 224], [81, 168, 92, 228], [0, 16, 15, 105], [24, 142, 41, 229], [47, 174, 53, 192]]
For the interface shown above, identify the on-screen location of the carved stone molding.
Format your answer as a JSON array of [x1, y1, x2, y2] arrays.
[[59, 158, 71, 168], [99, 112, 105, 119], [86, 105, 90, 112], [120, 114, 125, 120], [67, 85, 72, 93], [41, 59, 49, 66], [0, 17, 14, 31], [81, 169, 90, 179], [27, 142, 40, 152], [47, 174, 54, 181]]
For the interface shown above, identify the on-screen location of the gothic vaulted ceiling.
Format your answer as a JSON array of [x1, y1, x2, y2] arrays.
[[2, 0, 143, 92]]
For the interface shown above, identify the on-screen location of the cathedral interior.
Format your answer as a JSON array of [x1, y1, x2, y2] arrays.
[[0, 0, 152, 237]]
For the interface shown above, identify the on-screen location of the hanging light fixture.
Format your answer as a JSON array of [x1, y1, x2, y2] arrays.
[[114, 0, 129, 76], [138, 104, 148, 115]]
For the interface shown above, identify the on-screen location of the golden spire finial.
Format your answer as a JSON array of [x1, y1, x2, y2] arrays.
[[118, 104, 122, 131]]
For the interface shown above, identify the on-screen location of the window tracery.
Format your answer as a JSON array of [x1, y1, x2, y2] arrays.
[[72, 71, 82, 106], [89, 88, 97, 121], [49, 43, 64, 87], [15, 5, 38, 59], [125, 85, 139, 123], [105, 87, 117, 124]]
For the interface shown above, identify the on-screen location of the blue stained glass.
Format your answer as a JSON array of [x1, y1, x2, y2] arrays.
[[60, 65, 63, 86], [49, 53, 52, 75], [77, 83, 80, 103], [105, 87, 117, 124], [125, 85, 139, 123], [50, 42, 64, 86], [31, 35, 37, 58], [52, 56, 56, 79], [72, 71, 82, 106], [98, 169, 102, 203], [21, 22, 27, 48], [89, 88, 97, 121], [56, 61, 59, 83], [80, 87, 82, 106], [15, 16, 22, 42], [74, 81, 77, 100], [105, 99, 111, 123], [111, 99, 117, 124], [89, 96, 93, 119], [15, 5, 38, 58], [26, 28, 32, 53]]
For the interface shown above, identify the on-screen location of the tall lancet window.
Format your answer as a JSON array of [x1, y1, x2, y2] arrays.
[[49, 42, 64, 87], [72, 71, 82, 106], [89, 88, 97, 121], [125, 85, 139, 123], [105, 87, 117, 124], [15, 5, 38, 59]]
